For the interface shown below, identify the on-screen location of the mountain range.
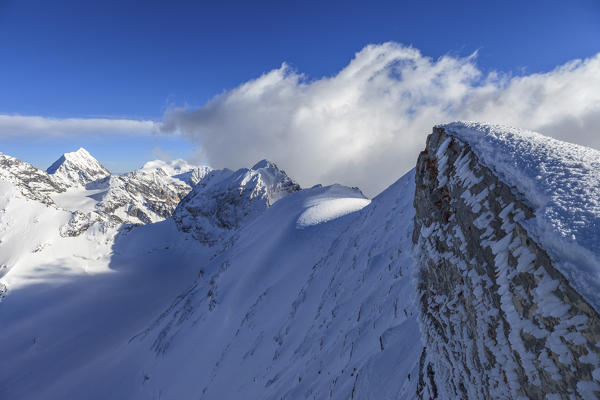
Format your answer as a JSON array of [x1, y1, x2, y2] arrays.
[[0, 122, 599, 399]]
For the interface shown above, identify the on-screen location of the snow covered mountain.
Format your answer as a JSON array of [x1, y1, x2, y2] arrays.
[[140, 159, 212, 187], [47, 147, 111, 187], [173, 159, 301, 245], [1, 123, 599, 399], [62, 159, 210, 228], [0, 152, 67, 205], [41, 150, 213, 234]]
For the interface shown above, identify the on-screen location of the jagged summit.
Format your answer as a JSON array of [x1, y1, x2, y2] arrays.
[[173, 159, 301, 244], [251, 159, 275, 170], [47, 147, 111, 187]]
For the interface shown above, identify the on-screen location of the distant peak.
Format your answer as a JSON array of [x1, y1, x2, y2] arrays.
[[46, 147, 110, 186], [251, 159, 277, 170], [74, 147, 91, 155], [65, 147, 94, 160]]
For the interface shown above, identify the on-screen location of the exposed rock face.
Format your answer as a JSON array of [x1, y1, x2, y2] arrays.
[[414, 127, 600, 399], [0, 152, 66, 205], [53, 157, 211, 234], [174, 160, 300, 244], [89, 168, 196, 225]]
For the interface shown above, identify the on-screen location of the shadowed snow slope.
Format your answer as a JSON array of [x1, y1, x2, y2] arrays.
[[0, 166, 419, 399]]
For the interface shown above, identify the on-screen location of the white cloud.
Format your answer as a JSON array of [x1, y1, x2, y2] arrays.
[[0, 114, 158, 138], [161, 42, 600, 197]]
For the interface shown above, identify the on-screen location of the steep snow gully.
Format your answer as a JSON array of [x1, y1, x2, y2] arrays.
[[0, 122, 599, 399]]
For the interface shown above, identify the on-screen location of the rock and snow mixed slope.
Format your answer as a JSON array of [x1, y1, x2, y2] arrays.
[[0, 152, 67, 205], [140, 159, 212, 187], [414, 123, 600, 399], [1, 122, 600, 399], [173, 160, 301, 244], [67, 160, 210, 227], [42, 150, 214, 233]]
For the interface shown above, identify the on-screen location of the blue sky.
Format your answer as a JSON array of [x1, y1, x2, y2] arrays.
[[1, 0, 599, 192]]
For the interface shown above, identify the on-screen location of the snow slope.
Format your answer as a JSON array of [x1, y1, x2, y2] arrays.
[[124, 178, 416, 400], [0, 179, 115, 299], [0, 161, 419, 399], [443, 122, 600, 312], [296, 185, 371, 228]]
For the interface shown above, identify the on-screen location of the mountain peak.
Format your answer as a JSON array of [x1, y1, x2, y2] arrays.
[[251, 159, 277, 170], [73, 147, 91, 156], [140, 159, 213, 186], [174, 160, 300, 243], [47, 147, 110, 187]]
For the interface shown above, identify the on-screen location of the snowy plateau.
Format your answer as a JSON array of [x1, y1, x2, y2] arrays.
[[0, 122, 599, 399]]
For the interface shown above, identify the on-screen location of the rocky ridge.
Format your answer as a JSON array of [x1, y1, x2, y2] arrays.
[[173, 159, 300, 245], [414, 126, 600, 399], [0, 152, 67, 205]]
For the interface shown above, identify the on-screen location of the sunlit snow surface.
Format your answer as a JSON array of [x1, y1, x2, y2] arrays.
[[296, 185, 370, 228], [444, 121, 600, 312]]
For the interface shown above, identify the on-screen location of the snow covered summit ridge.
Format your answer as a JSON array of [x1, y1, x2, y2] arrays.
[[442, 121, 600, 310], [47, 147, 111, 187], [140, 159, 212, 187]]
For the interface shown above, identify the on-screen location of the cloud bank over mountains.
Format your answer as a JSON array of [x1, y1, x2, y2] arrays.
[[160, 42, 600, 196], [3, 42, 599, 196]]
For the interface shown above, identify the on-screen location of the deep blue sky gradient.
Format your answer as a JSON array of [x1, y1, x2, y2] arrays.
[[1, 0, 599, 170]]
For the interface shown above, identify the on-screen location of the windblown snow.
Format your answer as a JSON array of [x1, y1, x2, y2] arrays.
[[443, 121, 600, 312]]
